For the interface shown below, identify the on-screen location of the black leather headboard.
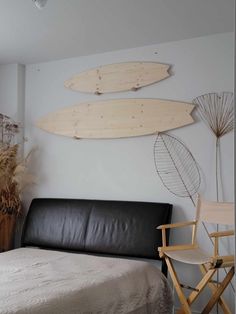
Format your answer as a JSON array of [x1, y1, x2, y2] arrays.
[[21, 199, 172, 260]]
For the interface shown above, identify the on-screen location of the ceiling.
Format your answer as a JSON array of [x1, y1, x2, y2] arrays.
[[0, 0, 234, 64]]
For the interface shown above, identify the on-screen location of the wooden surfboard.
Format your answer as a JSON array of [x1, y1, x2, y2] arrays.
[[37, 99, 194, 139], [64, 62, 170, 94]]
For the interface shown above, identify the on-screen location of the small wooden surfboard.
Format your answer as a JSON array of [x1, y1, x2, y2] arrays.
[[37, 99, 194, 139], [64, 62, 170, 94]]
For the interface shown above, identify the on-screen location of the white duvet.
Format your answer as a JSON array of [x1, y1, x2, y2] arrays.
[[0, 248, 172, 314]]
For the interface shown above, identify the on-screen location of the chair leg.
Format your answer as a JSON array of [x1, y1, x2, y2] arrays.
[[202, 267, 235, 314], [187, 268, 216, 304], [200, 264, 232, 314], [165, 257, 192, 314], [177, 267, 216, 314]]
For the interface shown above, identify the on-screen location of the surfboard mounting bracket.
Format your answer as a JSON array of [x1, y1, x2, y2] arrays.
[[131, 86, 141, 92], [95, 91, 102, 95]]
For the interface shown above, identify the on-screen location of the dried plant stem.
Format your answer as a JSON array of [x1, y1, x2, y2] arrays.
[[193, 92, 235, 298], [216, 137, 220, 203], [216, 137, 219, 313]]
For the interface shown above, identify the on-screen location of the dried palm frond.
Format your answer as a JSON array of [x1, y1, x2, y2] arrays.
[[193, 92, 235, 298], [193, 92, 234, 138], [193, 92, 234, 200]]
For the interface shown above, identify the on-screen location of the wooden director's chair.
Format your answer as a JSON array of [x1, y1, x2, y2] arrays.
[[157, 195, 235, 314]]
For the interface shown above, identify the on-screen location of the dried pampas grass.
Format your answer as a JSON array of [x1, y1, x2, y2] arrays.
[[0, 145, 35, 216], [0, 145, 18, 175]]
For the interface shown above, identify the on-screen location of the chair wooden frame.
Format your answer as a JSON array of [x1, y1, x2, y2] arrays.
[[157, 196, 235, 314]]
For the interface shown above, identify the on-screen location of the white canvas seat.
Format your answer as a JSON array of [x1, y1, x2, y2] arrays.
[[157, 195, 235, 314], [165, 246, 211, 265]]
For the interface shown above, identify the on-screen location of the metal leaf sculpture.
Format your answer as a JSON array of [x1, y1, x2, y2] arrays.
[[154, 133, 201, 204], [193, 92, 234, 138]]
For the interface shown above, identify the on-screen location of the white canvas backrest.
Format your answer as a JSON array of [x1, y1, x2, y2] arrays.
[[196, 195, 234, 226]]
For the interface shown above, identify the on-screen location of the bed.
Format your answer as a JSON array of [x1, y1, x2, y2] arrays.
[[0, 198, 173, 314]]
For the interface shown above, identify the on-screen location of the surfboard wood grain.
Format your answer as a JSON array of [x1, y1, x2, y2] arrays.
[[37, 99, 194, 139], [64, 62, 170, 94]]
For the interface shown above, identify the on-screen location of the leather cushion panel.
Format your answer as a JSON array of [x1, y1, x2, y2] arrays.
[[22, 198, 172, 259]]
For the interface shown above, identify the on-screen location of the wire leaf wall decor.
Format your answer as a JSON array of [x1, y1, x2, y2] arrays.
[[154, 133, 201, 204]]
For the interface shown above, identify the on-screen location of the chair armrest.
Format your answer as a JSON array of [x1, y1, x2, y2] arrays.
[[158, 244, 198, 252], [157, 220, 197, 230], [210, 230, 234, 238], [158, 244, 198, 258], [210, 255, 235, 268]]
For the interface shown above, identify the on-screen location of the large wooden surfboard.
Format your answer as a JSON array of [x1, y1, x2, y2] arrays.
[[64, 62, 170, 94], [37, 99, 194, 139]]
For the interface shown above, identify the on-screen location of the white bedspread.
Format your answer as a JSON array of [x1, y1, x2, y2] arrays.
[[0, 248, 172, 314]]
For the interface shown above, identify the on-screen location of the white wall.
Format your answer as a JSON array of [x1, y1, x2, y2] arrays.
[[0, 64, 18, 118], [24, 32, 234, 312], [0, 63, 25, 151]]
